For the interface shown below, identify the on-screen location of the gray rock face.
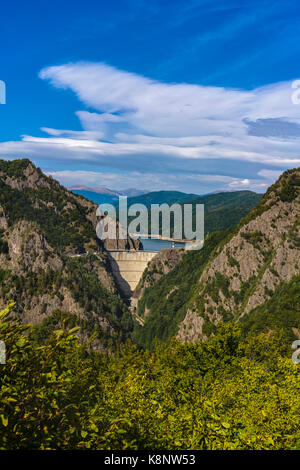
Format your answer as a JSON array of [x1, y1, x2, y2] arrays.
[[133, 247, 184, 303], [177, 168, 300, 342], [0, 159, 138, 351]]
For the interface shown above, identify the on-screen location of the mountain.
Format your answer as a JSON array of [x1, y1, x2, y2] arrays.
[[1, 161, 299, 450], [0, 159, 141, 350], [71, 189, 120, 205], [123, 190, 200, 207], [70, 186, 149, 205], [122, 188, 149, 197], [183, 190, 262, 235], [133, 168, 300, 349], [73, 188, 261, 239], [117, 189, 262, 237]]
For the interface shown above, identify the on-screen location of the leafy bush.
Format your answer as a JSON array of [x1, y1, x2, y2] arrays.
[[0, 303, 299, 450]]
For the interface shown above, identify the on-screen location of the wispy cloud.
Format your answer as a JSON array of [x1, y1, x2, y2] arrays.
[[0, 61, 299, 193]]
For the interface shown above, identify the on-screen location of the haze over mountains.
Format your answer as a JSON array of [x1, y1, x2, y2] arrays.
[[70, 186, 150, 205]]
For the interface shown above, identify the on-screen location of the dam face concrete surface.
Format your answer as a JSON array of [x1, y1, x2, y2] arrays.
[[108, 250, 156, 297]]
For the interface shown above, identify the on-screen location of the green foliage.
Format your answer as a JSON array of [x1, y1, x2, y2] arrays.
[[241, 230, 264, 249], [279, 173, 300, 202], [206, 272, 230, 302], [0, 303, 299, 450], [0, 255, 133, 348], [187, 190, 262, 236], [114, 190, 262, 237], [133, 230, 228, 349], [228, 255, 239, 269], [0, 302, 102, 449], [116, 190, 199, 208], [0, 159, 33, 178]]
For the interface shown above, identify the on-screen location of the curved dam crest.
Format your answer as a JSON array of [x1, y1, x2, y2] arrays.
[[107, 250, 157, 297]]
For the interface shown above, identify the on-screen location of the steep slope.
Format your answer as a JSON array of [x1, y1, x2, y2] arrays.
[[131, 248, 184, 321], [0, 158, 140, 350], [240, 275, 300, 341], [134, 168, 300, 348], [184, 190, 262, 235]]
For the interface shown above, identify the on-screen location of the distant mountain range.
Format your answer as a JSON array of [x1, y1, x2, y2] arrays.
[[71, 187, 203, 207], [69, 185, 149, 204], [112, 189, 262, 238], [71, 187, 263, 237]]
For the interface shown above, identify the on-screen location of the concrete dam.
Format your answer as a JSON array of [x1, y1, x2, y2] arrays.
[[107, 250, 157, 297]]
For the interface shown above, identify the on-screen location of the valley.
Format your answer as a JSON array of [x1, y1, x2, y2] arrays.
[[0, 158, 299, 450]]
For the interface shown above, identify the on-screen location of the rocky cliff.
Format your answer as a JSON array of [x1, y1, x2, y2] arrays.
[[0, 158, 140, 349], [133, 168, 300, 348]]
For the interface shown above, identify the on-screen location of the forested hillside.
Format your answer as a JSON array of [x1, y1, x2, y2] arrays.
[[0, 159, 138, 350], [114, 189, 262, 237], [185, 190, 262, 235], [0, 302, 299, 450], [134, 168, 300, 349]]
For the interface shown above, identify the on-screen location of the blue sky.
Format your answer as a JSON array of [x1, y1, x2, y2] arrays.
[[1, 0, 300, 193]]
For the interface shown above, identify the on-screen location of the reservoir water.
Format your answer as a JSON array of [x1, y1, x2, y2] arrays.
[[139, 237, 186, 252]]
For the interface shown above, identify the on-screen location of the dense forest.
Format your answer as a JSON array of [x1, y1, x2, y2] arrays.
[[0, 302, 299, 450], [110, 189, 262, 237]]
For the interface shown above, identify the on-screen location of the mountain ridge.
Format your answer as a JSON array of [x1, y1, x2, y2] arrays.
[[133, 168, 300, 348], [0, 158, 141, 350]]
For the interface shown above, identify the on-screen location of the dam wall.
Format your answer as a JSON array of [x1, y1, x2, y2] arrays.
[[107, 250, 156, 297]]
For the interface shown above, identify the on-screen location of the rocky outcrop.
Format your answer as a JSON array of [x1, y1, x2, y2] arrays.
[[177, 309, 205, 343], [0, 158, 138, 350], [5, 221, 63, 274], [131, 168, 300, 347], [0, 162, 52, 191], [133, 247, 184, 302], [177, 168, 300, 341]]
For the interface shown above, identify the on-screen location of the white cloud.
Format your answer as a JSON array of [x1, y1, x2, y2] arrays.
[[39, 61, 300, 138], [46, 169, 242, 193], [41, 127, 105, 140], [257, 169, 285, 179], [228, 178, 268, 190], [0, 61, 299, 193], [229, 178, 250, 187], [45, 169, 276, 194]]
